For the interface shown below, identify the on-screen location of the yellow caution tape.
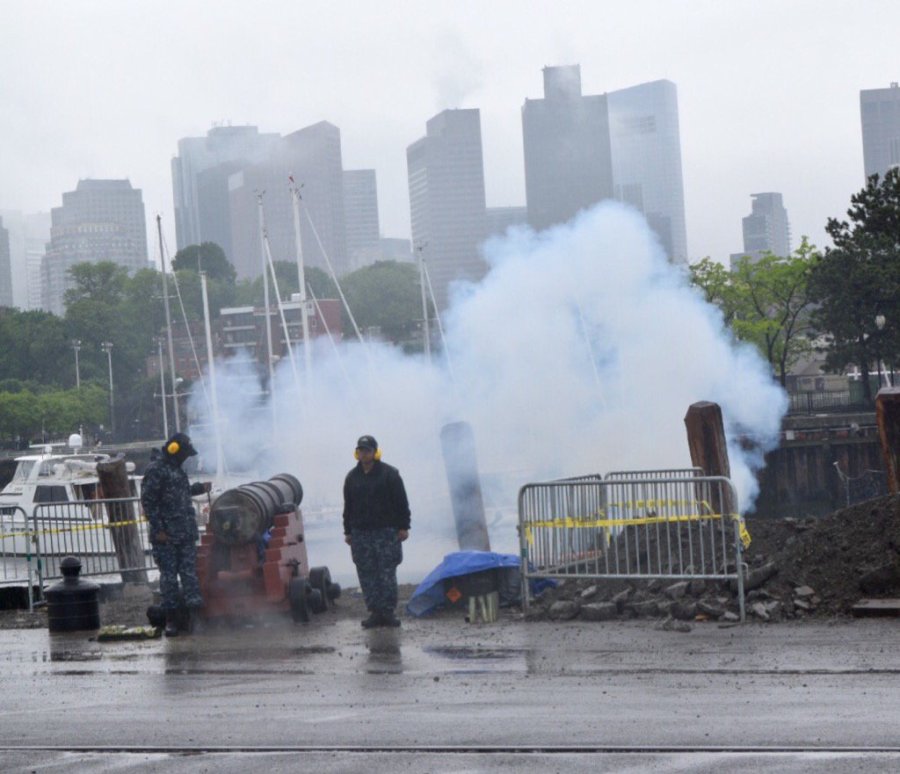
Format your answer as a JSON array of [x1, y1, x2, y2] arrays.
[[524, 510, 751, 548], [1, 516, 148, 542]]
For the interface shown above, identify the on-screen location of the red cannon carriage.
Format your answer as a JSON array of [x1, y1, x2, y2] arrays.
[[149, 473, 340, 629]]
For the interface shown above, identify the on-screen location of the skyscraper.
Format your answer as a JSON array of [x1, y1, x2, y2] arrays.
[[729, 192, 792, 269], [744, 193, 791, 256], [607, 79, 688, 263], [171, 125, 280, 260], [42, 179, 148, 316], [860, 82, 900, 179], [522, 66, 613, 233], [226, 121, 348, 280], [0, 217, 11, 308], [521, 66, 688, 263], [0, 209, 50, 310], [407, 109, 487, 310], [343, 169, 381, 270]]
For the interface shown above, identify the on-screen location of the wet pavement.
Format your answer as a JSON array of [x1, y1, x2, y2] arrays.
[[1, 615, 899, 772]]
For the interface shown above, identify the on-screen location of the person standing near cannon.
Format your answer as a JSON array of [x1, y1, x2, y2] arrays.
[[141, 432, 209, 636], [343, 435, 411, 628]]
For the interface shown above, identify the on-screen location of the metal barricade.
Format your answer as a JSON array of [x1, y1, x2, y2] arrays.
[[0, 506, 38, 609], [605, 468, 704, 481], [518, 475, 747, 621], [31, 497, 153, 587]]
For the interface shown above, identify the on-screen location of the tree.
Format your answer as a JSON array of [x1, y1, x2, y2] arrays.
[[172, 242, 236, 284], [809, 168, 900, 401], [340, 260, 424, 344], [690, 239, 820, 385], [0, 308, 71, 387], [233, 263, 337, 307]]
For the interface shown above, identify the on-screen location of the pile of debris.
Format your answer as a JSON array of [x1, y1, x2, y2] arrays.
[[528, 493, 900, 625]]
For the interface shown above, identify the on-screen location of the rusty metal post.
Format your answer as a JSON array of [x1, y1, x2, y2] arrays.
[[875, 387, 900, 494], [684, 401, 735, 515], [97, 458, 148, 584]]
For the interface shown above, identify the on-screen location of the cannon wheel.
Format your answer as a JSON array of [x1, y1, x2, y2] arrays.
[[289, 578, 311, 623], [308, 567, 333, 613]]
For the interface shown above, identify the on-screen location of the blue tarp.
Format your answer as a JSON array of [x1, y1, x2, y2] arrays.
[[406, 550, 553, 617]]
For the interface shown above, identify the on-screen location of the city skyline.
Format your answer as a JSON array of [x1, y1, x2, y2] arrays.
[[1, 1, 898, 271]]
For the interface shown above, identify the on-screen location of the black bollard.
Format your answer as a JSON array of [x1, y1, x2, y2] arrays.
[[440, 421, 491, 552], [45, 557, 101, 632]]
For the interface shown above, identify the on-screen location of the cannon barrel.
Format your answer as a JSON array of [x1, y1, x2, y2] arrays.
[[208, 473, 303, 545]]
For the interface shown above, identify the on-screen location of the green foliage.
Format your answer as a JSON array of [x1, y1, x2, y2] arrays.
[[172, 242, 237, 284], [171, 270, 237, 321], [0, 385, 107, 442], [690, 239, 820, 385], [0, 308, 70, 386], [340, 260, 425, 344], [809, 168, 900, 401], [233, 263, 336, 307]]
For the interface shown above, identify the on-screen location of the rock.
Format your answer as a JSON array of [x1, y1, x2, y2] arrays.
[[750, 602, 770, 621], [611, 589, 632, 610], [580, 602, 618, 621], [793, 585, 815, 598], [793, 598, 813, 612], [664, 581, 689, 599], [764, 600, 783, 621], [688, 579, 707, 596], [743, 561, 778, 592], [626, 600, 659, 618], [721, 611, 740, 623], [697, 600, 725, 619], [670, 601, 697, 621], [549, 601, 579, 620], [579, 585, 598, 600]]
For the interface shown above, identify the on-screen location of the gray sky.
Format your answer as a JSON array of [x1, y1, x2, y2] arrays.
[[1, 0, 897, 264]]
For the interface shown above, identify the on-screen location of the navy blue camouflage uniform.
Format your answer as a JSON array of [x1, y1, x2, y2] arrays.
[[141, 446, 203, 611], [343, 456, 410, 618]]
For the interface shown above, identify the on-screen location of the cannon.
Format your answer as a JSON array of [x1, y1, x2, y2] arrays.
[[149, 473, 340, 629]]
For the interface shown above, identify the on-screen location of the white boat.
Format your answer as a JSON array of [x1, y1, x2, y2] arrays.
[[0, 435, 143, 559]]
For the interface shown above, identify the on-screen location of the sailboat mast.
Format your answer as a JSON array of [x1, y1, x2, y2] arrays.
[[256, 194, 276, 401], [200, 272, 225, 477], [417, 243, 431, 362], [290, 181, 313, 385], [156, 215, 180, 432]]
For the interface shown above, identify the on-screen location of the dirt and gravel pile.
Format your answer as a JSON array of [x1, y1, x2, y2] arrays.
[[527, 493, 900, 625]]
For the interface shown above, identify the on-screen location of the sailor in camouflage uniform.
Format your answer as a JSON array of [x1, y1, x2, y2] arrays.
[[141, 432, 209, 636], [343, 435, 411, 628]]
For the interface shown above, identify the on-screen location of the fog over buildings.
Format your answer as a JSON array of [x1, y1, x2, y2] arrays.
[[42, 179, 148, 316], [2, 2, 898, 286], [730, 193, 793, 269]]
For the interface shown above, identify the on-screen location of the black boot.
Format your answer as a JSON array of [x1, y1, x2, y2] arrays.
[[164, 612, 179, 637], [381, 611, 401, 628], [361, 612, 381, 629]]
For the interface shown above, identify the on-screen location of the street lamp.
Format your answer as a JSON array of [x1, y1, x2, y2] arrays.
[[71, 339, 81, 388], [100, 341, 114, 439]]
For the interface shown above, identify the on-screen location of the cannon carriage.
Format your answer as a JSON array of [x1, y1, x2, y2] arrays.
[[149, 473, 340, 629]]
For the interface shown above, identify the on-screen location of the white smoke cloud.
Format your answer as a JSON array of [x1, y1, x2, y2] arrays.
[[189, 202, 787, 586]]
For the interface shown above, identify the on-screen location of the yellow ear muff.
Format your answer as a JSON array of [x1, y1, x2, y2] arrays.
[[374, 448, 382, 461], [167, 441, 181, 455], [353, 449, 359, 460]]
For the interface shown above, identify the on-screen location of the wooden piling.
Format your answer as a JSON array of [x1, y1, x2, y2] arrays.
[[875, 387, 900, 494], [97, 457, 148, 584], [684, 401, 735, 515]]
